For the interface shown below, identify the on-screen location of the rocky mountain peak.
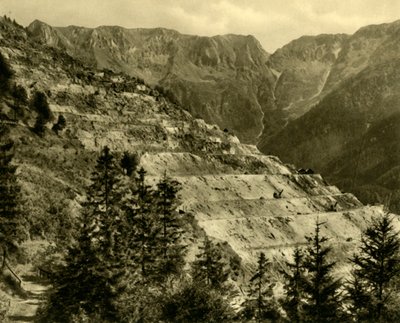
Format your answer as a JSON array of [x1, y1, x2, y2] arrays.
[[270, 33, 347, 67]]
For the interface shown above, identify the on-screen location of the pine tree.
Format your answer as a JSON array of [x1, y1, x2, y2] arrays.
[[345, 272, 371, 322], [120, 167, 164, 322], [191, 237, 230, 290], [347, 213, 400, 321], [42, 146, 128, 321], [242, 252, 279, 322], [154, 172, 186, 279], [125, 167, 161, 281], [84, 146, 126, 261], [302, 220, 343, 322], [281, 247, 306, 323], [0, 139, 25, 269]]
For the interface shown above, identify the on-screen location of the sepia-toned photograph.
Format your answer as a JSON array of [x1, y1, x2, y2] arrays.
[[0, 1, 399, 321]]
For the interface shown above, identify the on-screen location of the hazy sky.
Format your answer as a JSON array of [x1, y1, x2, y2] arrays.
[[1, 0, 400, 52]]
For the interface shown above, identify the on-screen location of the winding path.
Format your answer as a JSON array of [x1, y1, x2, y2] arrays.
[[8, 272, 49, 322]]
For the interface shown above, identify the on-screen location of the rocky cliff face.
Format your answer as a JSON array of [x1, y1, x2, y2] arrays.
[[0, 17, 391, 277], [267, 33, 348, 120]]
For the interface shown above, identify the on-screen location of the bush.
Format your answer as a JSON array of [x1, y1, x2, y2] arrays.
[[30, 91, 52, 120], [30, 91, 53, 136], [33, 116, 47, 136], [52, 115, 67, 134], [120, 151, 140, 176], [160, 281, 234, 323], [0, 52, 13, 93], [10, 84, 28, 104]]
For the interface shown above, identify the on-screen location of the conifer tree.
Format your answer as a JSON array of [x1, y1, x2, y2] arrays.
[[281, 247, 306, 323], [117, 170, 186, 321], [191, 237, 230, 290], [347, 213, 400, 321], [242, 252, 279, 322], [125, 167, 161, 281], [0, 139, 25, 268], [154, 172, 186, 278], [84, 146, 126, 259], [42, 146, 128, 321], [345, 272, 371, 322], [302, 220, 343, 322], [120, 167, 164, 322]]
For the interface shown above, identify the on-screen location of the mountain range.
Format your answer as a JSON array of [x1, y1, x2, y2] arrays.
[[26, 19, 400, 212]]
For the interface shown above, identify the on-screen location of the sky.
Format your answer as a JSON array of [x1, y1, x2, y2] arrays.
[[1, 0, 400, 52]]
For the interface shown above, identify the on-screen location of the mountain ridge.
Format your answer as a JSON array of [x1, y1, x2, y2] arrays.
[[26, 19, 278, 143]]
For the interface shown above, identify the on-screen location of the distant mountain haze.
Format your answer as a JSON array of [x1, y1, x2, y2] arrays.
[[27, 19, 400, 212]]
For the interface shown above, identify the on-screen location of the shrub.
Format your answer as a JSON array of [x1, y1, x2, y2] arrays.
[[0, 52, 13, 93], [52, 115, 67, 134], [160, 281, 234, 323]]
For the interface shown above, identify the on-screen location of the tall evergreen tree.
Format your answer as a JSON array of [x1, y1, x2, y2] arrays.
[[42, 146, 128, 321], [125, 167, 161, 281], [154, 172, 186, 278], [84, 146, 126, 260], [281, 247, 306, 323], [345, 272, 371, 322], [347, 213, 400, 322], [242, 252, 279, 322], [117, 169, 187, 321], [302, 220, 343, 322], [191, 237, 230, 290]]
